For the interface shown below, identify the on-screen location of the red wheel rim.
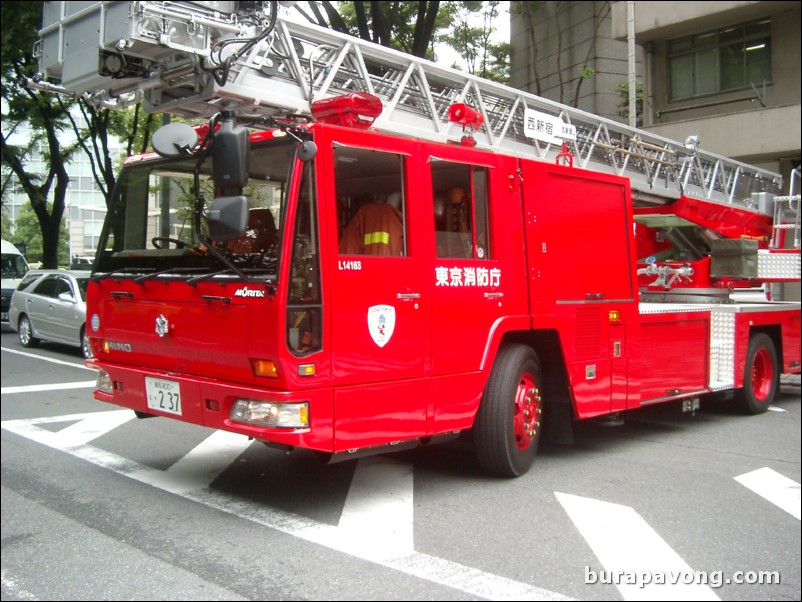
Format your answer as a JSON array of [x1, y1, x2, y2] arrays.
[[751, 347, 774, 401], [513, 373, 540, 451]]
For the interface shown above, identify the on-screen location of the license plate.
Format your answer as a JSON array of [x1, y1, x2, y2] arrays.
[[145, 377, 182, 416]]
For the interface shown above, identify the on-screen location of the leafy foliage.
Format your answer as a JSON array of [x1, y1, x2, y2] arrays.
[[13, 202, 70, 266], [440, 1, 509, 83], [292, 1, 446, 58], [617, 80, 644, 126], [1, 3, 74, 268]]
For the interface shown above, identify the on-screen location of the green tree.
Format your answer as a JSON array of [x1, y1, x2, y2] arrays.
[[1, 3, 159, 270], [617, 80, 643, 127], [292, 1, 453, 59], [14, 202, 70, 265], [441, 1, 510, 83], [1, 2, 75, 269], [64, 101, 159, 206], [1, 203, 12, 240]]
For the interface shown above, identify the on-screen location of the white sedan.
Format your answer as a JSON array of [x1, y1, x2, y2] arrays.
[[9, 270, 93, 359]]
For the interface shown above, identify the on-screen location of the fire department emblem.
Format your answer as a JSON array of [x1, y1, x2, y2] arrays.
[[367, 305, 395, 348], [155, 314, 169, 337]]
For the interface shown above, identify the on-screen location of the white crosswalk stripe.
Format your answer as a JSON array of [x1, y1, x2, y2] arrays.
[[2, 411, 574, 601], [556, 492, 719, 601], [735, 467, 801, 520]]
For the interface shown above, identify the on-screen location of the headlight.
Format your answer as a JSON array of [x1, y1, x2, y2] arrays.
[[230, 400, 309, 428]]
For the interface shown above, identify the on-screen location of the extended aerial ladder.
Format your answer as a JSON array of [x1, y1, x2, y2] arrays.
[[32, 1, 799, 264]]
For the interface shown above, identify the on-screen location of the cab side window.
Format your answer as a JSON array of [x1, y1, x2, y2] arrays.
[[336, 146, 408, 257], [432, 161, 491, 259]]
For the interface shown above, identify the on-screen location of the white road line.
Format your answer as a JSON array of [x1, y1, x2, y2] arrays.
[[734, 467, 801, 520], [556, 492, 719, 601], [1, 346, 96, 371], [304, 456, 414, 561], [1, 411, 135, 450], [2, 412, 574, 601], [2, 381, 96, 395], [334, 456, 414, 559], [131, 430, 253, 495]]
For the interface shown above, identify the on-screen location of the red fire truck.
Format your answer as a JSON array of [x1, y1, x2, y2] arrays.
[[34, 1, 800, 477]]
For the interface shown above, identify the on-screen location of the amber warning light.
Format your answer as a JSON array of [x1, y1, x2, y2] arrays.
[[311, 92, 383, 129]]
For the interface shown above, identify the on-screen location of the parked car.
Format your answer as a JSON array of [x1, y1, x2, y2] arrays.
[[9, 270, 93, 358], [69, 255, 95, 270]]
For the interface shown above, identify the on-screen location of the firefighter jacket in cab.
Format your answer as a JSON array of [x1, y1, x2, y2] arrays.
[[339, 202, 404, 256]]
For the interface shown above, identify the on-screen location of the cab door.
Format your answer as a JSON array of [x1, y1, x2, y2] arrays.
[[426, 146, 526, 375], [322, 132, 429, 450], [425, 145, 528, 430]]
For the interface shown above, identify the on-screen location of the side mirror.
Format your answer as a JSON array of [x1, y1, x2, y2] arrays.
[[297, 140, 317, 162], [206, 195, 248, 241], [151, 123, 199, 158], [213, 112, 250, 189]]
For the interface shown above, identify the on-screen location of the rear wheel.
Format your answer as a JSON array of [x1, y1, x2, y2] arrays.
[[736, 333, 778, 414], [475, 344, 543, 478], [18, 315, 40, 348]]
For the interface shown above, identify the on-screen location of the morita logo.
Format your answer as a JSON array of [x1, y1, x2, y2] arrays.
[[233, 287, 266, 298]]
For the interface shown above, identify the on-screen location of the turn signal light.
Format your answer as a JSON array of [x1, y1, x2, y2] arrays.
[[251, 358, 279, 378]]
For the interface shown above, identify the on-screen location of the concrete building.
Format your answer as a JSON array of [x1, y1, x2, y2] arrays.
[[510, 0, 800, 301], [510, 0, 801, 185]]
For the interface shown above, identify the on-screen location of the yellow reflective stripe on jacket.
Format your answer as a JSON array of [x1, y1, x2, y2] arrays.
[[364, 231, 390, 246]]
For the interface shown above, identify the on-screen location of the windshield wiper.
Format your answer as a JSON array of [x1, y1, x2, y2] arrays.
[[134, 267, 210, 284]]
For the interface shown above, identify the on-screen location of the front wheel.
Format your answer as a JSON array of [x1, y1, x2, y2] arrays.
[[18, 315, 40, 348], [475, 344, 543, 478], [735, 332, 778, 414]]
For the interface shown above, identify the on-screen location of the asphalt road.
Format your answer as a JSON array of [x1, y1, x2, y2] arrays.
[[2, 329, 800, 601]]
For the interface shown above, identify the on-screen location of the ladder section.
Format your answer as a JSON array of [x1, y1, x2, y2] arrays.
[[770, 168, 800, 251], [35, 1, 783, 209]]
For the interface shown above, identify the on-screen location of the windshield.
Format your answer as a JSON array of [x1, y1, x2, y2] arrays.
[[1, 253, 29, 279], [96, 137, 296, 281]]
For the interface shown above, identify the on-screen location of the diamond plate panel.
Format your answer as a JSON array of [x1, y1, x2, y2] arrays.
[[709, 309, 736, 390], [757, 251, 801, 279]]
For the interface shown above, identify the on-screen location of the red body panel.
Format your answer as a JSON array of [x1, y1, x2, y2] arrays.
[[637, 312, 710, 402]]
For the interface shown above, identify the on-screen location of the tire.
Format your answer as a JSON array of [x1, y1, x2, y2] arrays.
[[475, 344, 543, 478], [735, 333, 778, 414], [81, 326, 93, 359], [18, 315, 40, 348]]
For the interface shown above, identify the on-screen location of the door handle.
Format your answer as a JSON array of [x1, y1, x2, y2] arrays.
[[484, 292, 504, 299], [396, 293, 421, 300]]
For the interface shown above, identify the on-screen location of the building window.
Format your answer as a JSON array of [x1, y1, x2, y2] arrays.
[[668, 19, 771, 101]]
